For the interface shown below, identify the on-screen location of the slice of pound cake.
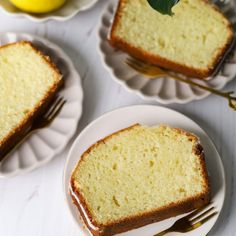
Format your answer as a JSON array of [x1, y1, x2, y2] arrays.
[[0, 41, 62, 159], [70, 124, 210, 236], [109, 0, 233, 78]]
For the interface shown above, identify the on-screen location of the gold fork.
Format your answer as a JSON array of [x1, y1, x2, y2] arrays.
[[154, 204, 218, 235], [0, 96, 66, 161], [125, 57, 236, 110]]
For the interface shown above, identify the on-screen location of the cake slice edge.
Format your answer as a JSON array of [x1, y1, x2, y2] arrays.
[[109, 0, 234, 79], [70, 124, 211, 236], [0, 41, 63, 160]]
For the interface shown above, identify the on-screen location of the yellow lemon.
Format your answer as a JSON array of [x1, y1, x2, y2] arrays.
[[9, 0, 66, 13]]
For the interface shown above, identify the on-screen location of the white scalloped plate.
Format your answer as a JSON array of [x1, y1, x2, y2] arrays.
[[0, 0, 98, 23], [0, 32, 83, 178], [98, 0, 236, 104], [64, 105, 225, 236]]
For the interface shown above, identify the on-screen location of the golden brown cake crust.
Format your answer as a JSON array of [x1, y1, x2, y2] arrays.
[[109, 0, 234, 79], [0, 41, 62, 160], [70, 124, 211, 236]]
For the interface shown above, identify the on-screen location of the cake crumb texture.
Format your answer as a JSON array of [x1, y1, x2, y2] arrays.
[[71, 124, 210, 234], [110, 0, 233, 78], [0, 41, 62, 148]]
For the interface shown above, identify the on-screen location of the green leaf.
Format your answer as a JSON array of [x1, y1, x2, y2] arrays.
[[147, 0, 180, 16]]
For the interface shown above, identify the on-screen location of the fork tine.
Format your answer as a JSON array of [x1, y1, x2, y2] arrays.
[[125, 60, 148, 74], [45, 97, 64, 117], [126, 58, 147, 71], [190, 211, 218, 230], [190, 206, 215, 223], [47, 99, 66, 122], [128, 57, 160, 71], [126, 57, 139, 65], [126, 59, 158, 76], [127, 57, 145, 67], [126, 57, 167, 77], [127, 57, 153, 71], [182, 203, 212, 221]]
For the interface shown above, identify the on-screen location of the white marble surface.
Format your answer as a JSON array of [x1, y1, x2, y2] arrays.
[[0, 0, 236, 235]]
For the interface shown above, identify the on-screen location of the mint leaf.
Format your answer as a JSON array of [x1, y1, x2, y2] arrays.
[[147, 0, 179, 15]]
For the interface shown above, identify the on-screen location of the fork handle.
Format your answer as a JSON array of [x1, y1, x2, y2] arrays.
[[153, 229, 170, 236], [166, 72, 231, 98]]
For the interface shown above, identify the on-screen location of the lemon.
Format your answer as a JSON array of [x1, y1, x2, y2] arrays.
[[9, 0, 66, 13]]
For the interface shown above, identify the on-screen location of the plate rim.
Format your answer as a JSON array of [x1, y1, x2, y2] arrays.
[[0, 32, 84, 178], [63, 104, 226, 236], [97, 0, 236, 104], [0, 0, 98, 23]]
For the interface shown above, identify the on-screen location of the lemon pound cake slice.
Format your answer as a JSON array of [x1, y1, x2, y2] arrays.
[[0, 41, 62, 159], [70, 124, 210, 236], [109, 0, 233, 78]]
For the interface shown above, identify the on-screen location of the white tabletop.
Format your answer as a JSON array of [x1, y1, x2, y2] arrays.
[[0, 0, 236, 235]]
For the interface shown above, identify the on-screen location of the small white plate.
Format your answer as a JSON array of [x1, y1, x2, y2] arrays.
[[0, 0, 98, 23], [64, 105, 225, 236], [98, 0, 236, 104], [0, 32, 83, 178]]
